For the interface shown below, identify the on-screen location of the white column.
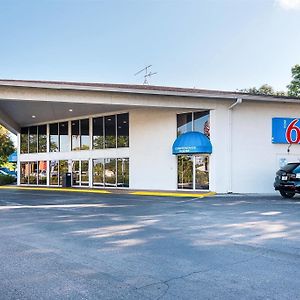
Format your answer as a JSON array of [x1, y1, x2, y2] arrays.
[[17, 133, 21, 185]]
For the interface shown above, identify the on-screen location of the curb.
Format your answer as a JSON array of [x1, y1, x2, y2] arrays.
[[0, 186, 216, 198]]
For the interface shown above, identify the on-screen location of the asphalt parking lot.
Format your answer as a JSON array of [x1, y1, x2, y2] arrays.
[[1, 189, 300, 300]]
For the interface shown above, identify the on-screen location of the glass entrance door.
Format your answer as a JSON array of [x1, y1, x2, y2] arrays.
[[195, 156, 209, 190], [72, 160, 89, 186], [177, 155, 193, 189], [178, 155, 209, 190]]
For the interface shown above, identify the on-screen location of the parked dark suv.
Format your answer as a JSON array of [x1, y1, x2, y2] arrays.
[[274, 162, 300, 198]]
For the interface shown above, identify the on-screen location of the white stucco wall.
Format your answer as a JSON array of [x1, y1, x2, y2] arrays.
[[129, 108, 177, 190], [230, 102, 300, 193]]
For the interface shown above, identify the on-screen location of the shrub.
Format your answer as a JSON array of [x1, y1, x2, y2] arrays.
[[0, 174, 16, 185]]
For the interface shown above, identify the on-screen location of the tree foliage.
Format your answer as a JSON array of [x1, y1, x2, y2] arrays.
[[0, 125, 15, 166], [239, 84, 286, 97], [287, 64, 300, 97]]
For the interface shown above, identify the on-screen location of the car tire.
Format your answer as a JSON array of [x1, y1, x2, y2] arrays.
[[279, 190, 296, 199]]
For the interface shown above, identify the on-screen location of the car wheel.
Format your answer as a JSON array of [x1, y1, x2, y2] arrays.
[[279, 190, 296, 198]]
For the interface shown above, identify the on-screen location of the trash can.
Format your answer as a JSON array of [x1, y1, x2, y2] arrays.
[[62, 172, 72, 188]]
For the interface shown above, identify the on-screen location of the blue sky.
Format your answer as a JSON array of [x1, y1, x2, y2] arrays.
[[1, 0, 300, 92]]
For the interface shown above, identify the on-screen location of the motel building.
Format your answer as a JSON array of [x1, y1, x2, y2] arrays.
[[0, 79, 300, 194]]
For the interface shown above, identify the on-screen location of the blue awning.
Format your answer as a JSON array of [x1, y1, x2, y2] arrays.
[[172, 131, 212, 155], [8, 152, 17, 163]]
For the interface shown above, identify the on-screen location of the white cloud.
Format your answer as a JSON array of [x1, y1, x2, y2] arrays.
[[276, 0, 300, 10]]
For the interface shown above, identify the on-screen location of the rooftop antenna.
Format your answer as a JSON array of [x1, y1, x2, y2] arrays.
[[135, 65, 157, 85]]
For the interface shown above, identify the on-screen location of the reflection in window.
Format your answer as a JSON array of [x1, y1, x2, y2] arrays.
[[29, 126, 38, 153], [38, 161, 47, 185], [71, 121, 80, 151], [21, 127, 29, 154], [80, 119, 90, 150], [117, 158, 129, 187], [117, 113, 129, 147], [81, 160, 89, 186], [93, 159, 104, 186], [194, 111, 210, 138], [59, 160, 68, 185], [105, 158, 116, 186], [29, 161, 38, 184], [195, 155, 209, 190], [93, 117, 104, 149], [50, 160, 59, 185], [59, 122, 69, 152], [72, 160, 80, 186], [20, 162, 29, 184], [177, 111, 210, 138], [177, 113, 192, 136], [105, 115, 116, 148], [177, 155, 193, 189], [38, 125, 47, 153], [50, 123, 59, 152]]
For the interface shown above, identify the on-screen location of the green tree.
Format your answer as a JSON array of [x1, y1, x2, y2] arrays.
[[287, 64, 300, 97], [240, 84, 286, 97], [0, 125, 15, 166]]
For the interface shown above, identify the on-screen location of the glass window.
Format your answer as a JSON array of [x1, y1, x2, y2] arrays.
[[194, 111, 210, 138], [80, 119, 90, 150], [72, 160, 80, 186], [59, 122, 69, 152], [50, 160, 59, 185], [93, 159, 104, 186], [105, 115, 116, 148], [20, 127, 29, 154], [20, 162, 29, 184], [177, 113, 192, 136], [38, 125, 47, 153], [195, 155, 209, 190], [59, 160, 69, 185], [117, 113, 129, 147], [29, 126, 38, 153], [177, 155, 193, 189], [281, 163, 300, 172], [81, 160, 89, 186], [105, 158, 116, 187], [50, 123, 59, 152], [93, 117, 104, 149], [71, 120, 80, 151], [293, 165, 300, 174], [38, 161, 47, 185], [29, 161, 38, 184], [117, 158, 129, 187]]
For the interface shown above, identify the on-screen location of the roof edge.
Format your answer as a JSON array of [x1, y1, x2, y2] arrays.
[[0, 79, 299, 104]]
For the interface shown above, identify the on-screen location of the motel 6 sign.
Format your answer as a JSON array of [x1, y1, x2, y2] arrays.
[[272, 117, 300, 144]]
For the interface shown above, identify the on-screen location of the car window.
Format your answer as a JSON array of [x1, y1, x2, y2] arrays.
[[293, 165, 300, 174], [281, 163, 300, 172]]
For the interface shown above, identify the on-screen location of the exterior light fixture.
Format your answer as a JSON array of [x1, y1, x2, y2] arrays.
[[69, 109, 73, 112], [32, 115, 36, 118]]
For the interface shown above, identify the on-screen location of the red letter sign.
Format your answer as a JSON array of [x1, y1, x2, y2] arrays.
[[286, 119, 300, 144]]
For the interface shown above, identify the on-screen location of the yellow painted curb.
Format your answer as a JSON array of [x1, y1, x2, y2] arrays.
[[130, 191, 216, 198], [0, 186, 111, 194], [0, 186, 216, 198]]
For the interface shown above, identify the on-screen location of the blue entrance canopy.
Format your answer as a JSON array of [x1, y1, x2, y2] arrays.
[[172, 131, 212, 155], [8, 152, 17, 163]]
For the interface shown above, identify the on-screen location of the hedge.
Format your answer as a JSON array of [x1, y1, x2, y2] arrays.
[[0, 174, 16, 185]]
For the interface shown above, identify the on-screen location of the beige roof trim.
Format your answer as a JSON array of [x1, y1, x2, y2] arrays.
[[0, 79, 299, 104]]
